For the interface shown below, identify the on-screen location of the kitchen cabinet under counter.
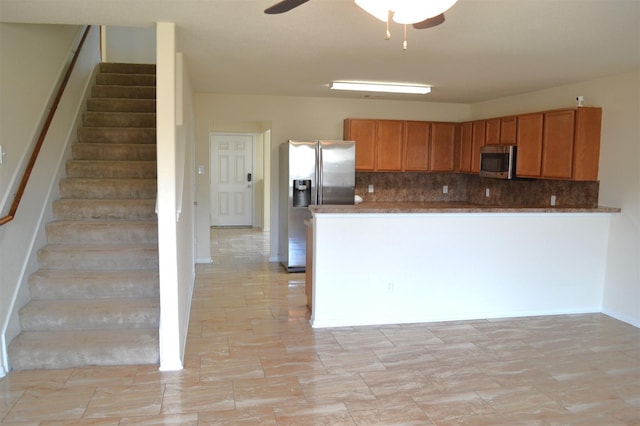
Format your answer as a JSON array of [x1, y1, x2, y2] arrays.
[[306, 203, 619, 329]]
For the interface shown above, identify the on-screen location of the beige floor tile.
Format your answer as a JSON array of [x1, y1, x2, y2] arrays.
[[198, 407, 277, 425], [3, 384, 95, 422], [83, 384, 164, 418], [161, 382, 234, 414], [232, 376, 306, 409], [119, 413, 199, 425], [298, 373, 375, 403], [346, 396, 435, 425], [274, 402, 355, 425]]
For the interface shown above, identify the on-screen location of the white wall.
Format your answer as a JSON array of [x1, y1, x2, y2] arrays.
[[103, 26, 156, 64], [311, 212, 612, 328], [0, 24, 101, 376], [175, 52, 197, 366], [193, 94, 470, 261], [470, 71, 640, 326], [0, 24, 79, 214]]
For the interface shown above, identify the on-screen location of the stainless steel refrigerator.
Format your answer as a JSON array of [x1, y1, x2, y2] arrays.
[[279, 140, 355, 272]]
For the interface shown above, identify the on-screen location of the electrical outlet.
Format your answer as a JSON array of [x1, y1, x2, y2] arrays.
[[485, 188, 490, 198], [443, 185, 448, 194], [387, 281, 395, 293], [550, 195, 557, 206], [368, 184, 374, 193], [0, 145, 5, 165]]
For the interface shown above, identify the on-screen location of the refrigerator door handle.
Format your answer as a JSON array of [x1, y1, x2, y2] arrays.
[[317, 147, 323, 204]]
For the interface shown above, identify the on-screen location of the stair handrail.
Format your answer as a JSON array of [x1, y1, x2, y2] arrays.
[[0, 25, 92, 227]]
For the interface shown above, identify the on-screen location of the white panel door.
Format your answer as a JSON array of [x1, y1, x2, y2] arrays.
[[210, 134, 254, 227]]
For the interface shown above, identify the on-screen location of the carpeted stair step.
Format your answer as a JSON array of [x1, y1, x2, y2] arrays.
[[66, 160, 157, 179], [87, 98, 156, 113], [37, 244, 159, 271], [19, 298, 159, 331], [92, 85, 155, 99], [59, 178, 156, 199], [78, 127, 156, 144], [82, 111, 156, 128], [52, 199, 157, 220], [100, 62, 156, 74], [29, 269, 159, 300], [8, 329, 159, 369], [46, 220, 158, 244], [96, 73, 156, 87], [72, 143, 157, 161]]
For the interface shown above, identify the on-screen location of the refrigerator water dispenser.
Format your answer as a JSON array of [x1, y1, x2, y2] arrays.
[[292, 179, 311, 207]]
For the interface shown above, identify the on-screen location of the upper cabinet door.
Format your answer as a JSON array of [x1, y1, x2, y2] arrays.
[[404, 121, 430, 171], [344, 119, 376, 171], [458, 122, 473, 173], [376, 120, 405, 171], [500, 116, 517, 145], [430, 122, 456, 172], [485, 118, 501, 145], [542, 109, 575, 179], [516, 113, 544, 178], [572, 107, 602, 181], [471, 121, 486, 173]]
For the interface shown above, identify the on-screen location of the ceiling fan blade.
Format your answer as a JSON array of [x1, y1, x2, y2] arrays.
[[412, 13, 445, 30], [264, 0, 310, 14]]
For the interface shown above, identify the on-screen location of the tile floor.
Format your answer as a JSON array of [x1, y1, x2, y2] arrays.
[[1, 228, 639, 425]]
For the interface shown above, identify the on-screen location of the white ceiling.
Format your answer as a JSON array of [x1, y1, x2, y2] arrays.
[[1, 0, 639, 103]]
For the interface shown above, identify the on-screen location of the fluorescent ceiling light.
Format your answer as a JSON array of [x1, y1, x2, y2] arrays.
[[330, 81, 431, 95]]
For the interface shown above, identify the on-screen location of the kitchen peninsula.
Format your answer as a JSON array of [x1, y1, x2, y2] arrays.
[[306, 202, 620, 328]]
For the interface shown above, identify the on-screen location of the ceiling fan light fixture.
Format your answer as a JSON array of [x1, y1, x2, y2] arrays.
[[354, 0, 458, 25], [391, 0, 458, 24], [330, 81, 431, 95]]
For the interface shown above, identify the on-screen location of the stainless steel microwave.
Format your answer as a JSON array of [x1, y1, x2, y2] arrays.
[[479, 145, 517, 179]]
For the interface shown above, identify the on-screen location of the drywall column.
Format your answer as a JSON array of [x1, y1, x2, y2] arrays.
[[156, 22, 182, 371]]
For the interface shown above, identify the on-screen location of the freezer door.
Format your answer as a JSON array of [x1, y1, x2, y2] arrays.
[[318, 140, 355, 205], [281, 140, 317, 271]]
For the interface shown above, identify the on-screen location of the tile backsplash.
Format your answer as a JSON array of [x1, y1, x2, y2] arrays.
[[355, 172, 599, 208]]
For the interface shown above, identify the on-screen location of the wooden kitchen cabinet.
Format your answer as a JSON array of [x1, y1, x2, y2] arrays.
[[516, 112, 544, 177], [376, 120, 404, 171], [542, 107, 602, 180], [458, 122, 473, 173], [485, 118, 501, 145], [430, 122, 456, 172], [404, 121, 430, 171], [571, 107, 602, 180], [471, 121, 486, 173], [344, 119, 376, 171], [500, 116, 517, 145], [516, 107, 601, 180], [542, 109, 575, 179]]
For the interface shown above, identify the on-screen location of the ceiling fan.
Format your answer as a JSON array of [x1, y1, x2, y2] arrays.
[[264, 0, 448, 31]]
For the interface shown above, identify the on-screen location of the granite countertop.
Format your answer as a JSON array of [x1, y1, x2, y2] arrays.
[[309, 202, 621, 214]]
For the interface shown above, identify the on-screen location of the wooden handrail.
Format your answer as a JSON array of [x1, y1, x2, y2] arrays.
[[0, 25, 92, 227]]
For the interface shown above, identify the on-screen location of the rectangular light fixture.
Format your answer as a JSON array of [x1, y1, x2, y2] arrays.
[[330, 81, 431, 95]]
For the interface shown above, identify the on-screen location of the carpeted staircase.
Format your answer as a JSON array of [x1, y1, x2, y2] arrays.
[[8, 63, 160, 370]]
